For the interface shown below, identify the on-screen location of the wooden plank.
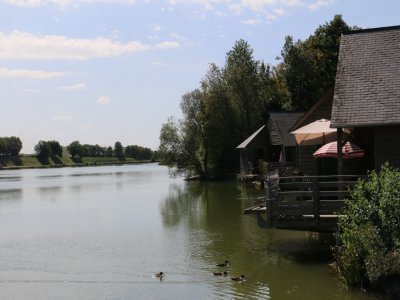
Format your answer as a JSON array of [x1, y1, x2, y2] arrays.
[[319, 190, 351, 197], [278, 191, 313, 196], [318, 181, 358, 188]]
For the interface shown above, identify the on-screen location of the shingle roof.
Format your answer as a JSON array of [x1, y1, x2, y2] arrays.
[[268, 112, 304, 147], [331, 26, 400, 128]]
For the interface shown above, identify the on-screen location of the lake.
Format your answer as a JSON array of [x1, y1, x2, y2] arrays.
[[0, 163, 377, 299]]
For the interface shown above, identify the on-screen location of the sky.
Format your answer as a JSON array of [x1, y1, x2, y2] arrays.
[[0, 0, 399, 153]]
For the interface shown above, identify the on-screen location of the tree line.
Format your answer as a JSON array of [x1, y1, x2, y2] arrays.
[[159, 15, 356, 179], [66, 141, 154, 160], [0, 136, 155, 162]]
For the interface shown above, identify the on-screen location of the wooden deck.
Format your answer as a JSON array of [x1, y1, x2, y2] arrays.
[[244, 175, 363, 232]]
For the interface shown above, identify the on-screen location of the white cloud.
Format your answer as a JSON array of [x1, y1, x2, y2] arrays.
[[151, 61, 166, 67], [273, 8, 285, 15], [0, 0, 139, 8], [240, 0, 277, 11], [266, 14, 278, 21], [169, 32, 186, 41], [96, 96, 112, 104], [0, 31, 181, 60], [53, 115, 72, 123], [0, 67, 70, 79], [153, 25, 164, 32], [308, 0, 334, 10], [0, 31, 150, 60], [228, 3, 242, 14], [57, 83, 87, 91], [168, 0, 302, 12], [241, 18, 262, 25], [155, 41, 180, 49]]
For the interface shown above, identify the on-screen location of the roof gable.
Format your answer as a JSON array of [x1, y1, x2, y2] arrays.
[[289, 88, 333, 132], [268, 112, 304, 146], [331, 26, 400, 127]]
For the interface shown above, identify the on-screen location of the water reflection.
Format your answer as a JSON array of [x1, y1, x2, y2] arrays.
[[37, 186, 63, 203], [0, 188, 23, 203], [160, 180, 374, 300], [37, 174, 64, 180], [0, 176, 23, 182]]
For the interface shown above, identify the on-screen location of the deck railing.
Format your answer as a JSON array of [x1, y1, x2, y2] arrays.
[[245, 174, 365, 232]]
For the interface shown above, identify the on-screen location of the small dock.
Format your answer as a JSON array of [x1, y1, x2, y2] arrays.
[[244, 175, 363, 232]]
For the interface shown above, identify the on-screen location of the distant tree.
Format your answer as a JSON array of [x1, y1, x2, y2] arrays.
[[34, 140, 51, 159], [67, 141, 83, 159], [0, 138, 6, 155], [125, 145, 153, 160], [93, 144, 104, 157], [105, 146, 113, 157], [48, 140, 63, 157], [114, 141, 124, 159], [5, 136, 23, 156]]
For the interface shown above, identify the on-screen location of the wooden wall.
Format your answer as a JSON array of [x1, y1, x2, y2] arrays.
[[375, 126, 400, 169]]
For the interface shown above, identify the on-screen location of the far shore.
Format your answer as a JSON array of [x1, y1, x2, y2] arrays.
[[0, 154, 156, 171]]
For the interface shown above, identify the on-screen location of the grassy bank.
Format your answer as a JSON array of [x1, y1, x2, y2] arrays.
[[0, 154, 152, 170]]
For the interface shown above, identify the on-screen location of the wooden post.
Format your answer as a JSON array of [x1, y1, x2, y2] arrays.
[[265, 182, 272, 227], [337, 128, 343, 200], [337, 128, 343, 175], [312, 178, 320, 225]]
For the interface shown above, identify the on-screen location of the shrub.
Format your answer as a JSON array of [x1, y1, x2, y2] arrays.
[[335, 163, 400, 288]]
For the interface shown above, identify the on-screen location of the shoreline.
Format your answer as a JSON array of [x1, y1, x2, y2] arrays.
[[0, 155, 157, 171]]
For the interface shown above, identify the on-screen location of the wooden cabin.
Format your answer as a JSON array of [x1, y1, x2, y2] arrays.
[[237, 112, 302, 177], [331, 26, 400, 171], [245, 25, 400, 232]]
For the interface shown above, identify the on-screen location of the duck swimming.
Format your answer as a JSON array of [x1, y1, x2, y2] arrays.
[[216, 260, 229, 267], [213, 271, 228, 276], [231, 275, 245, 282]]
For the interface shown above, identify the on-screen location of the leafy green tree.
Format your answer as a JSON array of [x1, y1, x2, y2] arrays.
[[125, 145, 153, 160], [48, 140, 62, 157], [159, 117, 182, 166], [114, 141, 124, 160], [1, 136, 23, 156], [335, 164, 400, 287], [159, 41, 280, 179], [67, 141, 83, 159], [0, 138, 6, 155], [34, 140, 51, 159], [279, 15, 353, 110], [224, 39, 264, 139], [105, 146, 113, 157]]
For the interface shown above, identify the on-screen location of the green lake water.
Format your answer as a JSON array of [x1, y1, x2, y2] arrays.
[[0, 163, 378, 299]]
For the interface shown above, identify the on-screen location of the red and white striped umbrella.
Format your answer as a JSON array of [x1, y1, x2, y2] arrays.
[[313, 141, 364, 159]]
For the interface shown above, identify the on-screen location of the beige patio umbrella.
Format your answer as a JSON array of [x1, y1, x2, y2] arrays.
[[290, 119, 347, 146]]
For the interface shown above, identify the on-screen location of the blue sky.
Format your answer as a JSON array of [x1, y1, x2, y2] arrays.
[[0, 0, 399, 153]]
